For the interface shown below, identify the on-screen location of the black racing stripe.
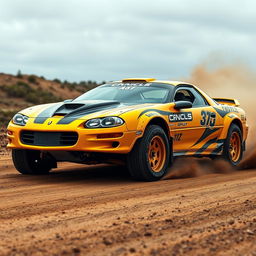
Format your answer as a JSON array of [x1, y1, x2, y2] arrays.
[[195, 137, 218, 154], [213, 107, 228, 118], [174, 139, 225, 156], [57, 103, 121, 124], [34, 103, 64, 124], [138, 109, 170, 119], [193, 128, 219, 146], [211, 139, 225, 155]]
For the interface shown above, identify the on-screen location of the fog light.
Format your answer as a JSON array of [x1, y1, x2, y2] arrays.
[[97, 133, 123, 139]]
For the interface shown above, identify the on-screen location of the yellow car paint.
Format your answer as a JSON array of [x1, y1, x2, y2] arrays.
[[7, 79, 248, 158]]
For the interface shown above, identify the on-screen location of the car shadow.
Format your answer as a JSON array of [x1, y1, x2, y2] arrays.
[[13, 163, 134, 185]]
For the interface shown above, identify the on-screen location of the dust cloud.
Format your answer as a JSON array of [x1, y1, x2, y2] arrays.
[[188, 63, 256, 168], [165, 63, 256, 179], [163, 158, 233, 179], [187, 63, 256, 139]]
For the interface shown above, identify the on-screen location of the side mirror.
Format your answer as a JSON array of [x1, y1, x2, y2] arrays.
[[63, 99, 73, 103], [174, 101, 192, 110]]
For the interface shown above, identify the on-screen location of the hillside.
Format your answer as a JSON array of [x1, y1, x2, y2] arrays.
[[0, 72, 100, 127]]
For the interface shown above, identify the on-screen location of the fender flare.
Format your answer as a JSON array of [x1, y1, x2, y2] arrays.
[[132, 113, 173, 163], [134, 113, 173, 155], [219, 115, 243, 140]]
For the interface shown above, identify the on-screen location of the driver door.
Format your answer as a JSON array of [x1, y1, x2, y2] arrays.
[[171, 87, 223, 155]]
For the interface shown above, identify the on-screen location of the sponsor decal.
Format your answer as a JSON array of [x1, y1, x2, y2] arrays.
[[169, 112, 193, 122], [221, 105, 239, 113], [112, 83, 152, 89], [112, 82, 151, 87], [177, 122, 188, 127], [213, 106, 239, 118]]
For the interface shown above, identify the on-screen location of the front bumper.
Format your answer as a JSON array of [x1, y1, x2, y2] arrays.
[[7, 121, 138, 154]]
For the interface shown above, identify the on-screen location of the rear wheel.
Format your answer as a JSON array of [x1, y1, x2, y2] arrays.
[[127, 125, 171, 181], [12, 149, 54, 175], [222, 124, 243, 167]]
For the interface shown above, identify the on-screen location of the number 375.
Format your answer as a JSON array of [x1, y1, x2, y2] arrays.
[[200, 110, 216, 127]]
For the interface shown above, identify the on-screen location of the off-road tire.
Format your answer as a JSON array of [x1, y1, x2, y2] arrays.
[[222, 124, 243, 167], [127, 125, 172, 181], [12, 149, 53, 175]]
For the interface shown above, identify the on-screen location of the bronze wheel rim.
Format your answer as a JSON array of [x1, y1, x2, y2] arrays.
[[229, 132, 241, 162], [148, 136, 166, 173]]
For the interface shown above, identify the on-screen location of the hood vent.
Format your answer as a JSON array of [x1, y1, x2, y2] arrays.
[[52, 101, 120, 119], [53, 103, 85, 116]]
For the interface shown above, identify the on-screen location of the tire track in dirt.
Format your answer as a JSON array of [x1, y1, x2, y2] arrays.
[[1, 158, 256, 255]]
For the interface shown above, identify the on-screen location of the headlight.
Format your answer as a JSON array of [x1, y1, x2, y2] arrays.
[[85, 117, 124, 128], [12, 113, 29, 126]]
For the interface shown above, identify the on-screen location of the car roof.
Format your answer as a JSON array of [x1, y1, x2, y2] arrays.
[[115, 78, 194, 87]]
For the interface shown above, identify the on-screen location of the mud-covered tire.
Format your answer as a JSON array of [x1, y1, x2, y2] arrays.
[[222, 124, 243, 167], [127, 125, 171, 181], [12, 149, 53, 175]]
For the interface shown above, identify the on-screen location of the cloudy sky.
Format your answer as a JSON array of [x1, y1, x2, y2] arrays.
[[0, 0, 255, 82]]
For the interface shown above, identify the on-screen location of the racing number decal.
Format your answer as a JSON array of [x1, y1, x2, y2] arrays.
[[200, 110, 216, 127], [174, 133, 182, 141]]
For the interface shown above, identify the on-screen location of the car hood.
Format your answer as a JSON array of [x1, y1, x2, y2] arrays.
[[20, 100, 159, 124]]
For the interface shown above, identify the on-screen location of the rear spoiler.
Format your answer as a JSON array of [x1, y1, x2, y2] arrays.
[[213, 98, 240, 107]]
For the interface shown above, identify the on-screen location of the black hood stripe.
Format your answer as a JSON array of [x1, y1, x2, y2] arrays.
[[57, 101, 121, 124], [34, 101, 121, 125], [34, 103, 63, 124], [57, 104, 121, 124]]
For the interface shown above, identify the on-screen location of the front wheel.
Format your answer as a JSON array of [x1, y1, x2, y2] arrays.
[[222, 124, 243, 167], [127, 125, 172, 181], [12, 149, 54, 175]]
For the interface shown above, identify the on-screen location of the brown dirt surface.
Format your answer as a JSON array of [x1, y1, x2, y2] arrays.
[[0, 128, 9, 156], [0, 158, 256, 256]]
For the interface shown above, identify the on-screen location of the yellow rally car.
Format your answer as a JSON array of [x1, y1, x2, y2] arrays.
[[7, 78, 248, 181]]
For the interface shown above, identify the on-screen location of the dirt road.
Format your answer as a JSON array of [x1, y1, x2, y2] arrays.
[[0, 157, 256, 256]]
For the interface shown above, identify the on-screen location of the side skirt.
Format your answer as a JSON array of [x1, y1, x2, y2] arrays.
[[173, 139, 225, 157]]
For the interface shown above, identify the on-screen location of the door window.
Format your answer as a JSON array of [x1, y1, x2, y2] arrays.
[[174, 88, 208, 107]]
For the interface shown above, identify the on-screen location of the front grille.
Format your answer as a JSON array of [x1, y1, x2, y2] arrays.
[[20, 131, 78, 146]]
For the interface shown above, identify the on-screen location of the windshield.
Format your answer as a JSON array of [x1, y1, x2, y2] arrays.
[[74, 83, 173, 104]]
